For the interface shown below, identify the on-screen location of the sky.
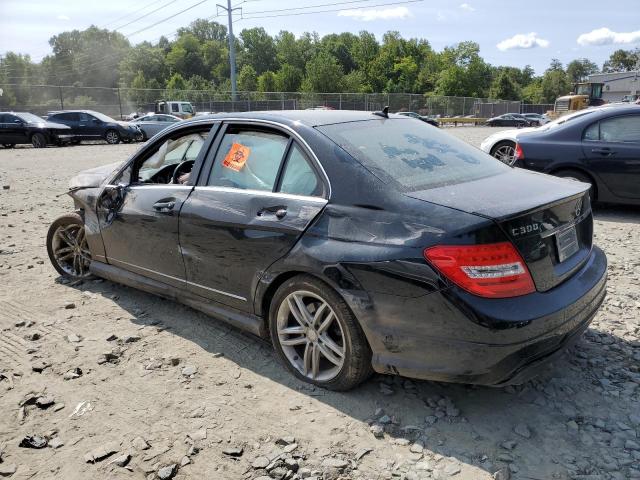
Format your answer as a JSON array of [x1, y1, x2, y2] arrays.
[[1, 0, 640, 75]]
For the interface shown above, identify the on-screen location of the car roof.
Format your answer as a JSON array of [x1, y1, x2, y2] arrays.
[[185, 110, 406, 127]]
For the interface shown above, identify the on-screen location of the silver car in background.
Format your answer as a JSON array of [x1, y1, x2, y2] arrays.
[[131, 114, 181, 140]]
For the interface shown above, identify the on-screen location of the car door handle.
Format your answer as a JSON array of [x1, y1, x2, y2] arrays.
[[591, 148, 616, 156], [153, 201, 176, 213], [257, 206, 287, 219]]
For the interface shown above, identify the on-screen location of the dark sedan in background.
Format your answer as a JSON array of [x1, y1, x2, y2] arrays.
[[131, 113, 181, 140], [0, 112, 74, 148], [47, 110, 606, 390], [511, 105, 640, 205], [486, 113, 533, 127], [47, 110, 142, 144]]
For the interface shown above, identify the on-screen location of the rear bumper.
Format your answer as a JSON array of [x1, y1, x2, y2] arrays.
[[360, 246, 607, 385]]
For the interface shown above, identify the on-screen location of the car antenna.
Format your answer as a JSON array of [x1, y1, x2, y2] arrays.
[[372, 105, 389, 118]]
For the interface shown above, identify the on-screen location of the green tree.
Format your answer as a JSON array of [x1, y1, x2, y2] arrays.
[[166, 34, 208, 79], [275, 64, 303, 92], [257, 71, 277, 92], [490, 70, 521, 100], [566, 58, 599, 83], [166, 72, 187, 91], [177, 19, 227, 43], [602, 49, 639, 72], [238, 65, 258, 91], [302, 52, 344, 93], [239, 27, 278, 74], [541, 61, 570, 103]]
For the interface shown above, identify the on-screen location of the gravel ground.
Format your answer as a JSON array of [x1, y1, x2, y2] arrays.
[[0, 127, 639, 480]]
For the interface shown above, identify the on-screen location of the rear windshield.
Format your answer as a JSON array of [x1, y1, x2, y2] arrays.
[[318, 118, 508, 191]]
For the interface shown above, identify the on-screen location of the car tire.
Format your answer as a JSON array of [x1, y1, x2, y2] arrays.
[[71, 139, 81, 145], [46, 212, 93, 280], [2, 143, 16, 148], [105, 129, 120, 144], [269, 274, 372, 391], [490, 141, 517, 166], [31, 133, 46, 148], [554, 169, 596, 202]]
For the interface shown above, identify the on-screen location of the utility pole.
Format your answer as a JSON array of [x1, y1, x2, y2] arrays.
[[218, 0, 241, 101]]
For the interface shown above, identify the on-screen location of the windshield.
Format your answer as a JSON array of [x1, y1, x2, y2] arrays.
[[181, 103, 193, 113], [90, 111, 116, 123], [318, 119, 508, 192], [16, 112, 45, 123]]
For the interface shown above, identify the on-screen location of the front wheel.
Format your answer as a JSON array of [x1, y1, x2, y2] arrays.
[[105, 129, 120, 144], [31, 133, 46, 148], [491, 141, 517, 166], [269, 275, 372, 391], [46, 213, 92, 279]]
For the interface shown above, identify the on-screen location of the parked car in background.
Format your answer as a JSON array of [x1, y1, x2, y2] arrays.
[[47, 110, 142, 145], [47, 110, 606, 391], [485, 113, 533, 127], [131, 113, 181, 140], [503, 105, 640, 205], [480, 109, 602, 163], [155, 100, 195, 119], [396, 111, 439, 127], [0, 112, 74, 148], [522, 113, 550, 125]]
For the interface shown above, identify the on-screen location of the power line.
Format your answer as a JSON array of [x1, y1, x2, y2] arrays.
[[126, 0, 210, 37], [113, 0, 179, 31], [239, 0, 423, 20], [240, 0, 397, 15], [101, 0, 161, 28]]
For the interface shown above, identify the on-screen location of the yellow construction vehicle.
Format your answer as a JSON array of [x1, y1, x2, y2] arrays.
[[549, 82, 605, 118]]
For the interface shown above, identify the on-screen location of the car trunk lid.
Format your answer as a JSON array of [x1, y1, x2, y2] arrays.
[[406, 169, 593, 292]]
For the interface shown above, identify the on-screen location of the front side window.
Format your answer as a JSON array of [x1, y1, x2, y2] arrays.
[[599, 116, 640, 143], [319, 118, 509, 192], [207, 128, 289, 191], [583, 122, 599, 141], [171, 103, 179, 113], [181, 103, 193, 113], [136, 130, 208, 184]]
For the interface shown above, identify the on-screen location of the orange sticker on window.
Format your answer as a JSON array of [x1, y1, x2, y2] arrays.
[[222, 142, 251, 171]]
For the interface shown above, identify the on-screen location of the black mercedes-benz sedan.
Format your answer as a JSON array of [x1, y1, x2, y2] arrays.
[[0, 111, 74, 148], [46, 110, 607, 390], [510, 105, 640, 206]]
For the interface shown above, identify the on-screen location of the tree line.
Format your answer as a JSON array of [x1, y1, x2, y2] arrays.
[[1, 18, 639, 108]]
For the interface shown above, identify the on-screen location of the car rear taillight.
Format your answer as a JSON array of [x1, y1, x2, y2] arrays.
[[423, 242, 535, 298], [514, 143, 524, 161]]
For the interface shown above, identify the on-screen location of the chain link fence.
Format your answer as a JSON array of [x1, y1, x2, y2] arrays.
[[1, 84, 529, 119]]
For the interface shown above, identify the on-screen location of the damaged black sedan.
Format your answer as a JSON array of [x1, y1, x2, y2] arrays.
[[47, 111, 607, 390]]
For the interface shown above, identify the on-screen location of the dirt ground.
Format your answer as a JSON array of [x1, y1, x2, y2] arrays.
[[0, 127, 639, 480]]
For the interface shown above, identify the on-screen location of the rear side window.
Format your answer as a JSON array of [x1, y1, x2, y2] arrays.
[[207, 128, 289, 191], [318, 119, 508, 192], [279, 144, 322, 197]]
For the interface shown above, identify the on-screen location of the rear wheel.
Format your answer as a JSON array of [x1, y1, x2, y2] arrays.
[[2, 143, 15, 148], [46, 213, 92, 279], [554, 169, 596, 201], [491, 141, 517, 166], [269, 275, 372, 391], [105, 129, 120, 144], [31, 133, 46, 148]]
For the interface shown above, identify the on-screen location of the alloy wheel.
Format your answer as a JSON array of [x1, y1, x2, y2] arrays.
[[51, 224, 92, 277], [493, 144, 517, 166], [276, 290, 346, 382], [105, 130, 120, 144]]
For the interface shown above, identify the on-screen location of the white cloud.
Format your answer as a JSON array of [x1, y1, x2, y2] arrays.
[[337, 6, 411, 22], [57, 14, 70, 21], [577, 27, 640, 46], [497, 32, 550, 51], [459, 3, 475, 12]]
